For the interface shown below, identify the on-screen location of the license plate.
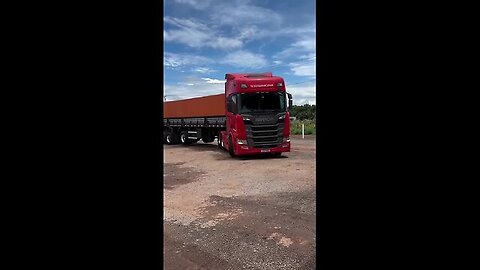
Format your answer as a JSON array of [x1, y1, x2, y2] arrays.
[[261, 149, 270, 153]]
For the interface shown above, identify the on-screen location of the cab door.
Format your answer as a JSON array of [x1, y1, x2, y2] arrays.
[[226, 94, 238, 136]]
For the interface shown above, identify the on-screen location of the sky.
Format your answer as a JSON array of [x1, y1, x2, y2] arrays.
[[164, 0, 316, 105]]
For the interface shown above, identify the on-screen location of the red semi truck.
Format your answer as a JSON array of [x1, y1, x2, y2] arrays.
[[163, 72, 293, 157]]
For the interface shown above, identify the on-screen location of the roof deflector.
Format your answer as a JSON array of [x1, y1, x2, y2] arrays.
[[244, 72, 272, 78]]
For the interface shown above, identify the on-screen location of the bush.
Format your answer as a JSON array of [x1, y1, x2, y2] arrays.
[[289, 104, 316, 121]]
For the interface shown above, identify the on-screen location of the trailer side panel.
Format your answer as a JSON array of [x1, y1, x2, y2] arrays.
[[164, 94, 225, 118]]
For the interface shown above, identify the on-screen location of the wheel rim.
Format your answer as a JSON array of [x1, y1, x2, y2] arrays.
[[166, 135, 171, 143], [181, 134, 186, 143]]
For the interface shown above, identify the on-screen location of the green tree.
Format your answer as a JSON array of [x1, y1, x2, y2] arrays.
[[290, 104, 316, 120]]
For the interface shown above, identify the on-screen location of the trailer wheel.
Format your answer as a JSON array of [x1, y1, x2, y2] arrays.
[[163, 131, 168, 143], [166, 132, 177, 145], [180, 131, 192, 145], [228, 137, 236, 157]]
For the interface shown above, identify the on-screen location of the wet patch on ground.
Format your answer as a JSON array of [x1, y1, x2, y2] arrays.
[[164, 190, 316, 270], [163, 162, 206, 189]]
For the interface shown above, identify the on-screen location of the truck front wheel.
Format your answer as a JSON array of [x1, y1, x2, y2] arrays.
[[217, 134, 222, 149], [228, 137, 236, 157]]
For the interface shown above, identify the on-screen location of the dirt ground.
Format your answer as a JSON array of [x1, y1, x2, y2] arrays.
[[163, 135, 316, 269]]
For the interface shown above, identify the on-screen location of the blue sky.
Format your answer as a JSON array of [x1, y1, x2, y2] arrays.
[[164, 0, 316, 105]]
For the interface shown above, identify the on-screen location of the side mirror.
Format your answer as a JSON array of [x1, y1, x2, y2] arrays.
[[287, 93, 293, 109]]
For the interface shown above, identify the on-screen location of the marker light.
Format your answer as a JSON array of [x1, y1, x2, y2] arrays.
[[277, 83, 283, 87], [241, 84, 248, 88]]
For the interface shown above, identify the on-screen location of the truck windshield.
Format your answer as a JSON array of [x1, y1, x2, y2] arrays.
[[238, 92, 286, 114]]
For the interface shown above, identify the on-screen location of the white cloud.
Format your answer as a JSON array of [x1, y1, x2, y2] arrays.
[[272, 34, 316, 77], [193, 67, 216, 74], [286, 82, 316, 105], [165, 3, 315, 51], [164, 17, 243, 50], [221, 50, 268, 68], [201, 78, 224, 84], [164, 77, 225, 101], [298, 53, 316, 60], [164, 52, 213, 69], [236, 25, 259, 42], [238, 24, 315, 42], [172, 0, 214, 10], [164, 17, 209, 31], [274, 35, 316, 59], [172, 0, 281, 27], [210, 4, 282, 27], [292, 38, 316, 51], [289, 61, 316, 77], [212, 37, 243, 50], [281, 25, 316, 36]]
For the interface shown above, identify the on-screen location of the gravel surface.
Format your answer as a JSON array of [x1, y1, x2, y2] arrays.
[[163, 135, 316, 269]]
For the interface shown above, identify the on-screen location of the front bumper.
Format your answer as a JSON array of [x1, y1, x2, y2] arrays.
[[234, 142, 290, 156]]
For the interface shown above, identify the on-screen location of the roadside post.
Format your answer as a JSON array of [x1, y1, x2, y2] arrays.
[[302, 124, 305, 139]]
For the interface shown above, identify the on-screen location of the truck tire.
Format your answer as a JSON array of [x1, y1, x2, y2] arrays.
[[180, 131, 192, 145], [165, 132, 177, 145], [217, 135, 222, 149], [228, 137, 236, 157]]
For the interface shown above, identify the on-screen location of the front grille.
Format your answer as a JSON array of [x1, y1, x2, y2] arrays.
[[245, 121, 284, 148]]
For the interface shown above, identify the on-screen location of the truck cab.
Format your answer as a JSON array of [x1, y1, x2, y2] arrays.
[[220, 73, 293, 156]]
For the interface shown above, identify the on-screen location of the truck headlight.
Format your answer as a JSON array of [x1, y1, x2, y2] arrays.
[[237, 139, 248, 145], [279, 114, 286, 120], [242, 116, 251, 121], [283, 137, 290, 142]]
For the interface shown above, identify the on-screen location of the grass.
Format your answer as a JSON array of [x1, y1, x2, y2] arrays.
[[290, 119, 316, 135]]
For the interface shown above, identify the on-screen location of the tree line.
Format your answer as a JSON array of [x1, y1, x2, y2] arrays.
[[289, 104, 316, 120]]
